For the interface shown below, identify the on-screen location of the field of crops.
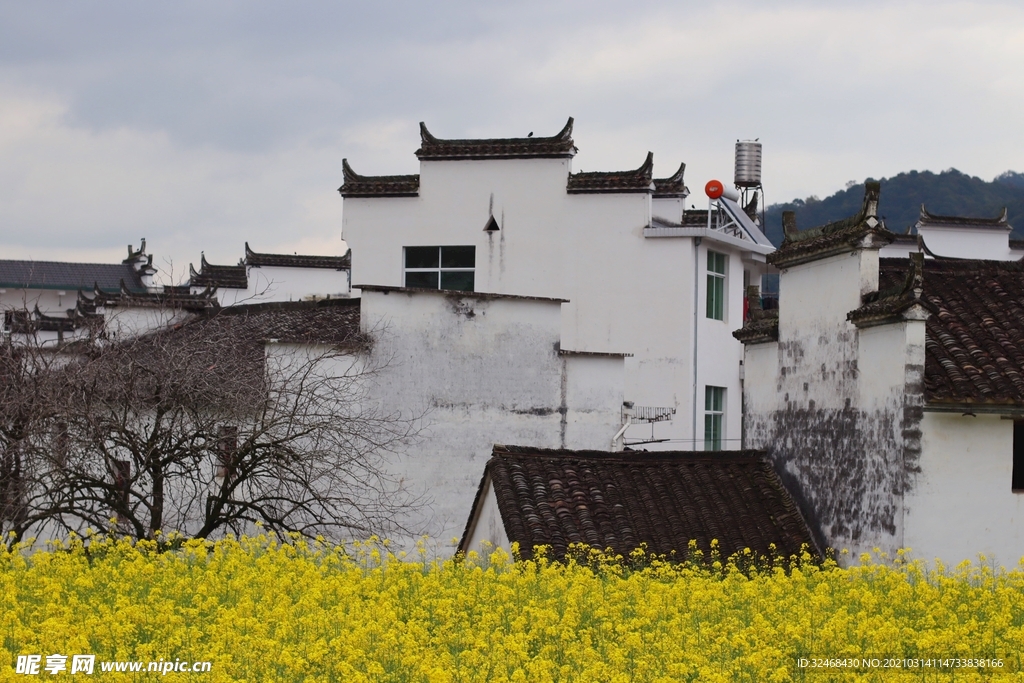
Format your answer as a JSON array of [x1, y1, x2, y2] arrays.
[[2, 534, 1024, 681]]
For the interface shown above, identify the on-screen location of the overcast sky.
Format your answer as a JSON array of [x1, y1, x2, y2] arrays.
[[2, 1, 1022, 276]]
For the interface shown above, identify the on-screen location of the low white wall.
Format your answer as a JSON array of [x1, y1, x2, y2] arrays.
[[359, 288, 623, 550], [906, 412, 1024, 566]]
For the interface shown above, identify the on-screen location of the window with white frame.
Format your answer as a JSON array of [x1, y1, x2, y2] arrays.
[[704, 386, 725, 451], [404, 246, 475, 292], [706, 250, 726, 321]]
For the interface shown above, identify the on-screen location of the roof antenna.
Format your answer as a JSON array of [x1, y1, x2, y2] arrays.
[[528, 132, 533, 137]]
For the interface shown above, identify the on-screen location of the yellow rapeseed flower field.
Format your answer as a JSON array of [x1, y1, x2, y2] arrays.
[[2, 534, 1023, 681]]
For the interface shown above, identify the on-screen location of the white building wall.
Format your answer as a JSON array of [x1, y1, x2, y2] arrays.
[[0, 289, 74, 316], [462, 478, 511, 556], [358, 288, 623, 549], [743, 248, 922, 560], [906, 413, 1024, 566], [343, 155, 763, 451]]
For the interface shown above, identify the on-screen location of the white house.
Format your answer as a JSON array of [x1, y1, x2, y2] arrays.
[[736, 181, 1024, 565], [1, 241, 352, 344], [880, 205, 1024, 261], [340, 118, 774, 453]]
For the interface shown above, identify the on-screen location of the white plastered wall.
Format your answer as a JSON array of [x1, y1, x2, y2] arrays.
[[358, 288, 623, 550], [343, 156, 755, 451], [906, 413, 1024, 566]]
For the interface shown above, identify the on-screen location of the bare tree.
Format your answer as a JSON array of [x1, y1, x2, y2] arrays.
[[1, 300, 417, 545]]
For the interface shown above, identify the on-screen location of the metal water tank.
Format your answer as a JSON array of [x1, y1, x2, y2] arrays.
[[734, 140, 762, 188]]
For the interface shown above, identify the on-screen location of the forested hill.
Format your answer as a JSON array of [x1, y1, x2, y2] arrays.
[[762, 169, 1024, 246]]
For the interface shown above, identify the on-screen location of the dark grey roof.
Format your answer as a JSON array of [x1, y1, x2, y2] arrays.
[[245, 243, 351, 270], [416, 118, 576, 160], [768, 181, 896, 268], [189, 254, 248, 289], [653, 162, 687, 197], [338, 159, 420, 198], [460, 445, 818, 561], [567, 152, 655, 194], [205, 298, 363, 345], [918, 205, 1010, 230], [0, 261, 146, 293]]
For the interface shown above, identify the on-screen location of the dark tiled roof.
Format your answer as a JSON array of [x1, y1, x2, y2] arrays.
[[733, 313, 779, 345], [462, 445, 817, 561], [0, 261, 146, 293], [769, 181, 896, 268], [567, 152, 655, 194], [681, 209, 709, 226], [338, 159, 420, 198], [416, 118, 576, 160], [734, 285, 781, 345], [245, 243, 351, 270], [77, 282, 219, 313], [653, 162, 687, 197], [874, 256, 1024, 406], [848, 253, 934, 329], [918, 205, 1010, 230], [189, 254, 248, 289], [208, 298, 363, 346]]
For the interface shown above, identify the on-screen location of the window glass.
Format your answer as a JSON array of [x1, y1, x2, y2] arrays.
[[704, 386, 725, 451], [706, 250, 726, 321], [405, 247, 440, 269], [405, 271, 439, 289], [440, 271, 474, 291], [441, 246, 475, 268]]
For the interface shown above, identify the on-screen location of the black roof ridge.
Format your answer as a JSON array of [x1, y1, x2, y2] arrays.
[[919, 204, 1009, 228], [244, 243, 351, 269], [415, 118, 576, 160], [653, 161, 687, 197], [339, 159, 420, 198], [768, 181, 895, 268], [567, 151, 655, 194], [214, 298, 359, 316]]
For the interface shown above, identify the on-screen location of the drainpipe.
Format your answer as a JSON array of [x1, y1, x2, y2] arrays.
[[611, 402, 634, 450], [692, 237, 702, 451]]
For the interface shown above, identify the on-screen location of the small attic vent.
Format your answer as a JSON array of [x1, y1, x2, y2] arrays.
[[484, 216, 500, 232]]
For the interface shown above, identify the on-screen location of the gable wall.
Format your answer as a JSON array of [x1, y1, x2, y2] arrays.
[[744, 249, 924, 559]]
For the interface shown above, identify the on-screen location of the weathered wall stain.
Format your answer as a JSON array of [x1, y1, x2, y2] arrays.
[[746, 313, 924, 556]]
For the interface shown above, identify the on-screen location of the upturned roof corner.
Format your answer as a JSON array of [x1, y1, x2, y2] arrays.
[[768, 180, 895, 269]]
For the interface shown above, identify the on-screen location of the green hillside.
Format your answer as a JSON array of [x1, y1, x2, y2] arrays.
[[763, 169, 1024, 246]]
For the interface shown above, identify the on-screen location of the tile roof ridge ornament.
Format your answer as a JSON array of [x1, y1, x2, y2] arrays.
[[768, 180, 894, 268], [653, 162, 687, 197], [416, 118, 576, 160], [567, 151, 656, 194], [847, 252, 935, 328], [918, 204, 1009, 228], [338, 158, 420, 198]]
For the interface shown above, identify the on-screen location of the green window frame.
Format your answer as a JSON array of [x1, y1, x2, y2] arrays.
[[704, 386, 725, 451], [706, 251, 726, 321]]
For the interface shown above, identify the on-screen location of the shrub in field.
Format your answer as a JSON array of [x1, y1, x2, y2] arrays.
[[2, 534, 1023, 682]]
